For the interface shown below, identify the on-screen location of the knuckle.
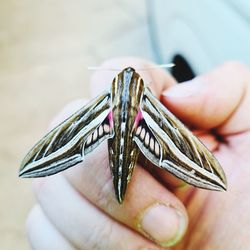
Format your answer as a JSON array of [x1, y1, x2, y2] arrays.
[[85, 218, 114, 250], [98, 221, 115, 248], [219, 61, 250, 87], [221, 60, 248, 72], [26, 205, 40, 232], [89, 147, 117, 209], [95, 167, 115, 209]]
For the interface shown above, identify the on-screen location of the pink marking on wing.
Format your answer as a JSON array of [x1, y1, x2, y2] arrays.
[[108, 111, 114, 128], [134, 110, 143, 128]]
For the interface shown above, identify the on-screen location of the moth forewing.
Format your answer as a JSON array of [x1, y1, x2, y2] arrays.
[[138, 87, 227, 191], [19, 91, 112, 178]]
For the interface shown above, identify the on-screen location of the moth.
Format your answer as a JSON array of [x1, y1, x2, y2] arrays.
[[19, 67, 227, 203]]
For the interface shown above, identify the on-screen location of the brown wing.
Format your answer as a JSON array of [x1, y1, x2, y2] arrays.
[[134, 87, 227, 191], [19, 91, 113, 178]]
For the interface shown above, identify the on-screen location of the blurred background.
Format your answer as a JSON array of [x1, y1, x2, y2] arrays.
[[0, 1, 150, 249], [1, 0, 250, 249]]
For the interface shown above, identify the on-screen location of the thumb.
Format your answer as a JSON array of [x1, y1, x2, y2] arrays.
[[161, 62, 250, 134]]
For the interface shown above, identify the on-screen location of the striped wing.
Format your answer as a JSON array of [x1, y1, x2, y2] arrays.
[[134, 87, 227, 191], [19, 91, 113, 178]]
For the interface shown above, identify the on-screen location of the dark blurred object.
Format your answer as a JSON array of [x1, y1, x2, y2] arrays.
[[171, 54, 195, 82]]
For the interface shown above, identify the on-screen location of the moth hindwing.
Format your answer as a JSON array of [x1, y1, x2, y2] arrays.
[[20, 67, 227, 203]]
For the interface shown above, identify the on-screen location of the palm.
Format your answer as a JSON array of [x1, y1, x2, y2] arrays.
[[174, 132, 250, 249]]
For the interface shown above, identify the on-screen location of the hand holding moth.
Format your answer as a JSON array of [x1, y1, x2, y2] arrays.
[[25, 59, 250, 249], [20, 59, 226, 197]]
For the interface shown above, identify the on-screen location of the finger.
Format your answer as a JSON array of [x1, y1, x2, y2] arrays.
[[43, 58, 187, 247], [196, 133, 219, 151], [48, 98, 188, 248], [50, 98, 187, 208], [63, 142, 188, 247], [26, 205, 74, 250], [33, 174, 160, 250], [162, 61, 250, 134], [89, 57, 176, 98]]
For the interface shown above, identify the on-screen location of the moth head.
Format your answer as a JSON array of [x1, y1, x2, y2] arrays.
[[124, 67, 136, 73]]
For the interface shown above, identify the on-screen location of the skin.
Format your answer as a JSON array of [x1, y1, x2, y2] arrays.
[[26, 58, 250, 250]]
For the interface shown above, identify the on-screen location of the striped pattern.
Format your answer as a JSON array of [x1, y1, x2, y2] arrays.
[[139, 87, 227, 191], [19, 91, 112, 177], [19, 67, 227, 204], [84, 117, 111, 155], [108, 68, 144, 203]]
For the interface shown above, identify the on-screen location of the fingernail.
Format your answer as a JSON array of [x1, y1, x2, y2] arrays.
[[138, 203, 187, 247], [163, 78, 205, 98]]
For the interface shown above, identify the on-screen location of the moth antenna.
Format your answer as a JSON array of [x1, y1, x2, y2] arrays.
[[137, 63, 175, 71], [87, 63, 175, 72]]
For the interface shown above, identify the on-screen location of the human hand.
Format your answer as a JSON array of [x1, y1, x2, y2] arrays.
[[26, 59, 250, 249], [161, 61, 250, 250]]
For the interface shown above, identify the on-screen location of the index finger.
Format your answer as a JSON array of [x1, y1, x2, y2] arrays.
[[162, 61, 250, 135]]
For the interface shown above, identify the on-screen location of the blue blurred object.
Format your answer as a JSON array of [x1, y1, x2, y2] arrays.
[[147, 0, 250, 79]]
